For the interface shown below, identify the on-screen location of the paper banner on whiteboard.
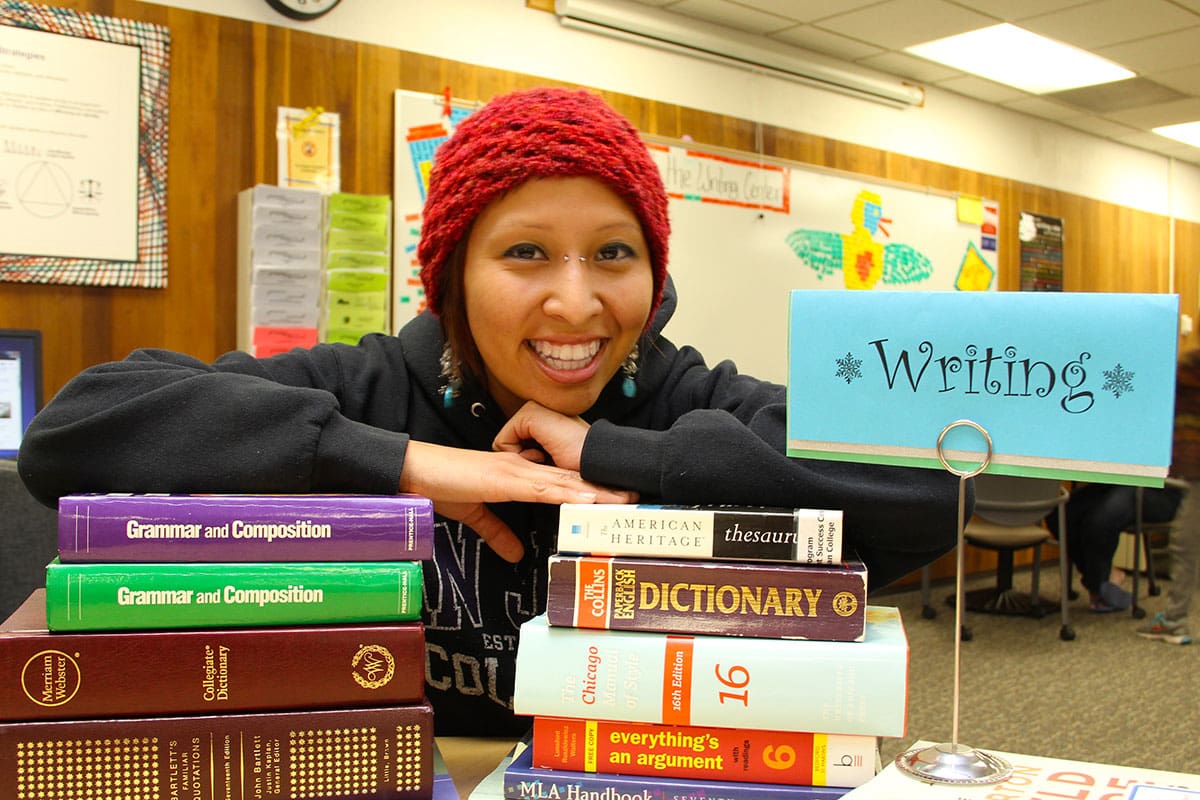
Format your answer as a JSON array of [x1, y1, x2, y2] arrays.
[[787, 290, 1179, 485]]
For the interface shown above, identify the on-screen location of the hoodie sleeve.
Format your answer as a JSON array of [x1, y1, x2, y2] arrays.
[[580, 348, 966, 589], [17, 345, 409, 508]]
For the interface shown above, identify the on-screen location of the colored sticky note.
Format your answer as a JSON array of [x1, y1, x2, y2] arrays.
[[787, 291, 1179, 485], [957, 194, 983, 224]]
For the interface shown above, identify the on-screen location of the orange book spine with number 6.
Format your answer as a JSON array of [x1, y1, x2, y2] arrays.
[[531, 716, 878, 788]]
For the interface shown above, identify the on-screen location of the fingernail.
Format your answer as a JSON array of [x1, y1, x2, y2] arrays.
[[577, 492, 597, 502]]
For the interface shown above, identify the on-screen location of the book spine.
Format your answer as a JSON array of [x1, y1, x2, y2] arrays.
[[1, 622, 425, 721], [504, 747, 853, 800], [532, 717, 876, 787], [57, 493, 435, 562], [0, 703, 434, 800], [556, 505, 842, 563], [513, 609, 908, 737], [44, 560, 424, 631], [547, 555, 866, 641]]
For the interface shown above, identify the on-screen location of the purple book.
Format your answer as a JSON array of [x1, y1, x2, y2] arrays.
[[503, 744, 855, 800], [57, 493, 434, 563]]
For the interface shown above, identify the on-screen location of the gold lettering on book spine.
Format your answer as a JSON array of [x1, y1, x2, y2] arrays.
[[636, 582, 825, 616]]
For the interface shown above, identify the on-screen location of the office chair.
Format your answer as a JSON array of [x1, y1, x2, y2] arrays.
[[921, 474, 1074, 641]]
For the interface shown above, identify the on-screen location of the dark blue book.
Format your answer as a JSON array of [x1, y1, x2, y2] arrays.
[[501, 743, 857, 800]]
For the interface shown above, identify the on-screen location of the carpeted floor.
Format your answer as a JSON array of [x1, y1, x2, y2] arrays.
[[872, 564, 1198, 774]]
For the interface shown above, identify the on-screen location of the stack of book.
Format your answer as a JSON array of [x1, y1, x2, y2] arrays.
[[1, 492, 442, 800], [498, 503, 909, 800]]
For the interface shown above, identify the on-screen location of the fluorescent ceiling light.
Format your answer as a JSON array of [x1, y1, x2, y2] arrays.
[[555, 0, 924, 108], [905, 23, 1134, 95], [1154, 121, 1200, 148]]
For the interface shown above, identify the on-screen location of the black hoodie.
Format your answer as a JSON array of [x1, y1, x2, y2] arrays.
[[18, 280, 964, 735]]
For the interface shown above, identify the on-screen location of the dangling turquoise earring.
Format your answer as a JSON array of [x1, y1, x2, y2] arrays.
[[439, 343, 462, 408], [621, 344, 639, 398]]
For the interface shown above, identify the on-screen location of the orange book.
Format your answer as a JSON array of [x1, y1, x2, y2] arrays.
[[531, 716, 877, 788]]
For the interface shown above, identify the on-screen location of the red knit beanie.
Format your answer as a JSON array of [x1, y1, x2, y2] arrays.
[[418, 87, 671, 318]]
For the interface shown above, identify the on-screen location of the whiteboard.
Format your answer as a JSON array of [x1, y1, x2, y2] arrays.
[[394, 90, 999, 384]]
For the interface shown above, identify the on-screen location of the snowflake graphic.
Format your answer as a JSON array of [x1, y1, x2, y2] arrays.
[[1102, 363, 1135, 398], [835, 352, 863, 384]]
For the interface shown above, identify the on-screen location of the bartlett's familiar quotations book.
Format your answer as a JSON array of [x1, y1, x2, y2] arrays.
[[513, 607, 908, 737], [557, 504, 842, 563], [844, 741, 1200, 799], [546, 554, 867, 640], [44, 558, 424, 630], [532, 716, 877, 787], [57, 493, 434, 562], [1, 703, 434, 800], [1, 589, 426, 721]]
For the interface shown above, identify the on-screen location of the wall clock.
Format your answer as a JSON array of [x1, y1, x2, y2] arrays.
[[265, 0, 342, 21]]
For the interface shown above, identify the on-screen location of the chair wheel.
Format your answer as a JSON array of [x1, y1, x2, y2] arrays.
[[1149, 586, 1162, 596], [1131, 606, 1147, 619], [1060, 625, 1076, 641], [921, 605, 937, 620], [960, 626, 973, 642]]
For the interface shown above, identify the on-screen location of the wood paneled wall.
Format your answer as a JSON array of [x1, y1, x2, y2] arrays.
[[3, 1, 1194, 584]]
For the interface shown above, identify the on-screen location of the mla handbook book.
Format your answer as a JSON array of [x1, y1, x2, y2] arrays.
[[44, 558, 423, 630], [57, 492, 434, 562], [1, 589, 426, 721], [513, 607, 908, 737], [845, 741, 1200, 799]]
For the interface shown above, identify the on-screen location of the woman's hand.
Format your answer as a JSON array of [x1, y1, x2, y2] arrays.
[[399, 439, 635, 563], [493, 400, 591, 471]]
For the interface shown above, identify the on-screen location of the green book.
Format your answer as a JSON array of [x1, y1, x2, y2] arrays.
[[44, 558, 423, 631]]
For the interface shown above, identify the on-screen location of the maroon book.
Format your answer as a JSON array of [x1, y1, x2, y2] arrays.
[[1, 702, 434, 800], [546, 554, 867, 641], [57, 493, 434, 562], [2, 590, 425, 721]]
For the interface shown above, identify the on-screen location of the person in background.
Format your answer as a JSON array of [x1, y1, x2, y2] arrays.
[[17, 87, 964, 734], [1137, 347, 1200, 644], [1047, 480, 1182, 613]]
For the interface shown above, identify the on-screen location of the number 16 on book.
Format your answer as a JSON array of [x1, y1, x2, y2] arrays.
[[513, 609, 908, 738]]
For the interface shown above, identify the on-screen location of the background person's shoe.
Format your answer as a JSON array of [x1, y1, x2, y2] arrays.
[[1136, 613, 1192, 644]]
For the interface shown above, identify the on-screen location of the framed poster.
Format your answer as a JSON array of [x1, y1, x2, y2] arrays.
[[0, 328, 42, 459], [0, 2, 170, 287]]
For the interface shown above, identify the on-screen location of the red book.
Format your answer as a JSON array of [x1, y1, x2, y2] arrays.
[[532, 716, 877, 787], [547, 554, 867, 641], [1, 590, 425, 721], [1, 703, 434, 800]]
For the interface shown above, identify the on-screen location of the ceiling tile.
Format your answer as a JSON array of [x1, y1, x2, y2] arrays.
[[934, 74, 1028, 103], [1152, 65, 1200, 95], [857, 50, 964, 83], [933, 0, 1092, 20], [1056, 115, 1141, 138], [815, 0, 998, 50], [666, 0, 794, 33], [769, 24, 885, 60], [1101, 97, 1200, 127], [728, 0, 880, 22], [1097, 27, 1200, 74], [1002, 96, 1082, 121], [1019, 0, 1200, 49]]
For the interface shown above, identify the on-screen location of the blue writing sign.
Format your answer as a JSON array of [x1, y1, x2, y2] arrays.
[[787, 291, 1179, 485]]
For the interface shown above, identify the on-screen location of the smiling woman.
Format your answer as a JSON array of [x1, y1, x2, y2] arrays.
[[17, 86, 965, 737]]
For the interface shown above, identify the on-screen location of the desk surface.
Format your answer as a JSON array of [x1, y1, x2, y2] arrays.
[[437, 736, 519, 798]]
